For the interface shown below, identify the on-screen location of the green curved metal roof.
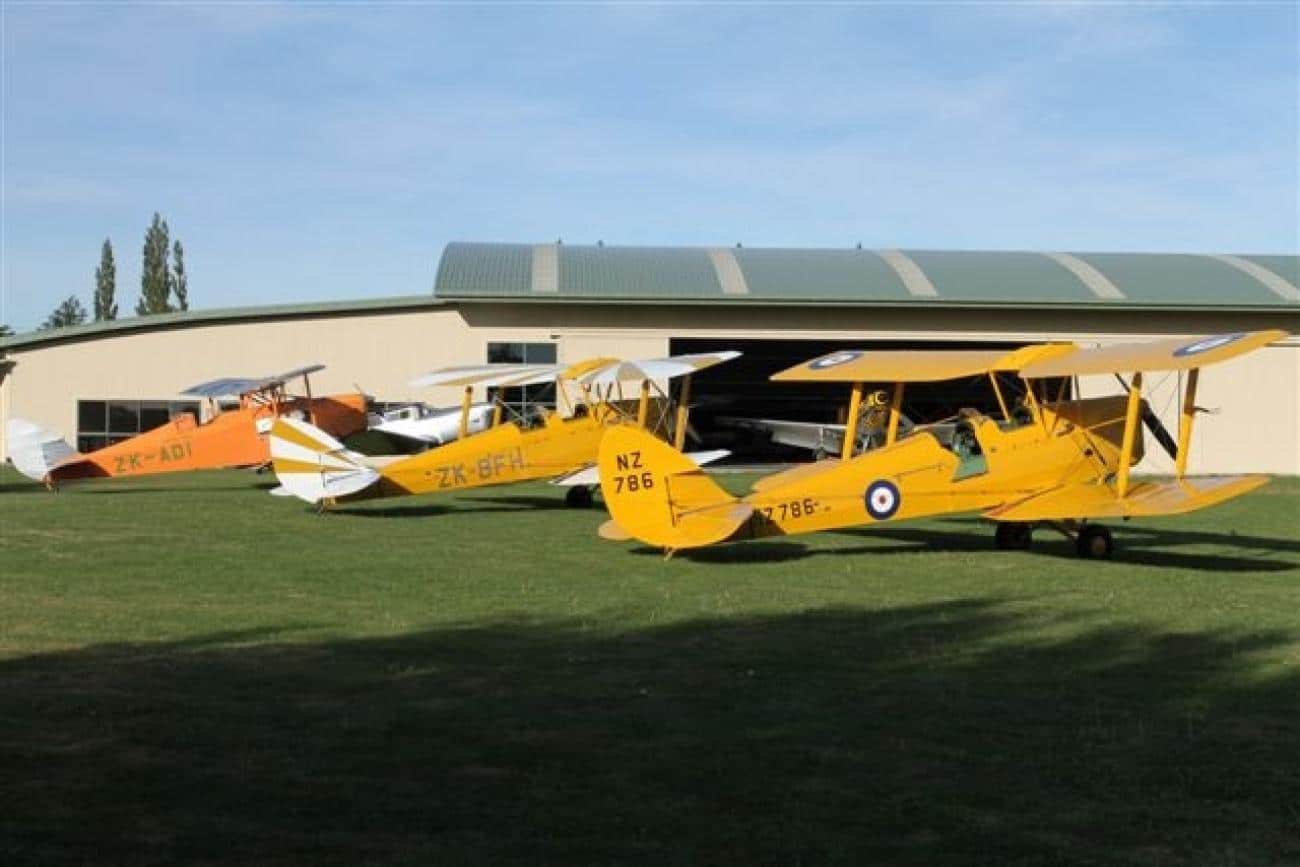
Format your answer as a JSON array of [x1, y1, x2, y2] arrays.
[[434, 242, 1299, 309]]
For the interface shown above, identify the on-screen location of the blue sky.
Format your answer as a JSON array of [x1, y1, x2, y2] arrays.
[[3, 2, 1296, 330]]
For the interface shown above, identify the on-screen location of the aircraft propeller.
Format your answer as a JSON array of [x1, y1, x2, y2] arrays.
[[1140, 404, 1179, 462]]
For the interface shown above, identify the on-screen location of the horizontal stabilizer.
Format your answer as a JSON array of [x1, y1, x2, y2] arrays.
[[5, 418, 79, 482], [986, 475, 1269, 522], [599, 520, 633, 541], [549, 448, 729, 487]]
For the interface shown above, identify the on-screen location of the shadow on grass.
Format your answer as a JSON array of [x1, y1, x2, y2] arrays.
[[3, 603, 1298, 866], [331, 493, 581, 519], [67, 481, 281, 495], [656, 519, 1297, 573]]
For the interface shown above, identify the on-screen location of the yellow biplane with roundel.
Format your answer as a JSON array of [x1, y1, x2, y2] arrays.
[[596, 331, 1286, 559], [268, 351, 739, 508]]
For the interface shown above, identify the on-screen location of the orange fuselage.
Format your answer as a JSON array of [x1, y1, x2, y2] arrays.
[[50, 393, 367, 483]]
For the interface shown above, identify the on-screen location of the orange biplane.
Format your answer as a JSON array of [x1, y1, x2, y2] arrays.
[[7, 364, 367, 488]]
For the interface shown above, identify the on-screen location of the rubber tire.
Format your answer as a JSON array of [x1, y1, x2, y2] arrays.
[[1075, 525, 1114, 560], [565, 486, 595, 509], [994, 521, 1033, 550]]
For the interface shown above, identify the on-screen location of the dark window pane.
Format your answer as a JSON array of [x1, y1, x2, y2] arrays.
[[76, 435, 107, 453], [169, 401, 201, 422], [78, 401, 107, 433], [108, 401, 140, 434], [486, 344, 557, 416], [524, 343, 557, 364], [107, 435, 133, 446], [140, 401, 171, 430], [488, 342, 524, 364]]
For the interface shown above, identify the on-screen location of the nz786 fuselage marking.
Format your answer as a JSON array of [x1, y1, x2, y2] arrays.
[[612, 451, 652, 493]]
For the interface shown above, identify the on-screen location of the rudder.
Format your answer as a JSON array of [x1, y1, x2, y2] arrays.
[[269, 418, 380, 503], [597, 424, 749, 549], [6, 418, 79, 482]]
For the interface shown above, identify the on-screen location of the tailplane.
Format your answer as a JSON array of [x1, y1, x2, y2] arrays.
[[6, 418, 79, 482], [269, 418, 380, 503], [597, 425, 750, 549]]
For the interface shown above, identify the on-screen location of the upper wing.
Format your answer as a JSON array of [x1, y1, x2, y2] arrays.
[[771, 344, 1074, 383], [576, 351, 741, 387], [181, 377, 262, 398], [1019, 330, 1287, 378], [181, 363, 326, 398], [409, 363, 567, 388], [985, 475, 1270, 522]]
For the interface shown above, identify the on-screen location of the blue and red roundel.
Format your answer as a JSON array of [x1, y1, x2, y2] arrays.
[[865, 480, 901, 520], [1173, 333, 1245, 358], [810, 350, 863, 370]]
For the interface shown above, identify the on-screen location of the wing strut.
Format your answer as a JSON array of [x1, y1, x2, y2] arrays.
[[1116, 372, 1144, 498], [885, 381, 905, 446], [989, 372, 1010, 419], [1175, 368, 1199, 477], [458, 386, 474, 439], [841, 383, 864, 460], [673, 374, 693, 450], [637, 379, 652, 427], [303, 368, 318, 426]]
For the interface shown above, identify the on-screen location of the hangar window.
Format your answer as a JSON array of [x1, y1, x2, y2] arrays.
[[487, 342, 557, 420], [76, 399, 202, 453]]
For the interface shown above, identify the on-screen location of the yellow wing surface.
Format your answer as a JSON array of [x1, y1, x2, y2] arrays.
[[1019, 330, 1287, 378], [771, 344, 1075, 383], [597, 424, 751, 549], [985, 475, 1270, 522]]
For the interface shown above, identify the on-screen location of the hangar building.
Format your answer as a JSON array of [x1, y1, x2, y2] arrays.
[[2, 243, 1297, 475]]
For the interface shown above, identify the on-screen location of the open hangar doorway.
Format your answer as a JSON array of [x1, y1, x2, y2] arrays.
[[670, 337, 1064, 463]]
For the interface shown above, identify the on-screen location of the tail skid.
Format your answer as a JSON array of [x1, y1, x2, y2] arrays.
[[269, 418, 380, 503], [6, 418, 79, 482], [597, 425, 750, 549]]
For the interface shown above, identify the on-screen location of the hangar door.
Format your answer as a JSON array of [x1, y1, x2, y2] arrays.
[[669, 337, 1047, 462]]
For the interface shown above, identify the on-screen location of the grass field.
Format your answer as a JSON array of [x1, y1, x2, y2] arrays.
[[2, 466, 1298, 866]]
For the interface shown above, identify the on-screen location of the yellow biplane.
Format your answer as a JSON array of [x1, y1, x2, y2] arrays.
[[269, 352, 739, 508], [597, 331, 1286, 559]]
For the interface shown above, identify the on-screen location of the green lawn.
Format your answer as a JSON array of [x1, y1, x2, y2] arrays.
[[2, 467, 1298, 866]]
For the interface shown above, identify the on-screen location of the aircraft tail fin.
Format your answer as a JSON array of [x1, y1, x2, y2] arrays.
[[269, 417, 380, 503], [5, 418, 79, 482], [597, 424, 750, 549]]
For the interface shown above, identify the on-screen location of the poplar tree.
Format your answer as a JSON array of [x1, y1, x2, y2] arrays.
[[136, 213, 173, 315], [94, 239, 118, 321], [41, 296, 88, 330], [172, 240, 188, 311]]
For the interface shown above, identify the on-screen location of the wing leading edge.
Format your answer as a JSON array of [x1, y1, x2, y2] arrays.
[[985, 475, 1269, 522]]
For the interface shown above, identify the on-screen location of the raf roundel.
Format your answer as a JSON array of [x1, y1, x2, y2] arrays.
[[864, 479, 901, 520], [809, 350, 863, 370], [1173, 333, 1245, 358]]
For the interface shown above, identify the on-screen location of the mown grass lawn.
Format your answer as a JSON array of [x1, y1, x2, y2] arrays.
[[1, 466, 1297, 866]]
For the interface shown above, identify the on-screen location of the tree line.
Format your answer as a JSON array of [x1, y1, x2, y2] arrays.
[[36, 213, 190, 331]]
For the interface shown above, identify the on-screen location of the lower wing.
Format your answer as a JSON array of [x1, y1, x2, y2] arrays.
[[986, 475, 1269, 522]]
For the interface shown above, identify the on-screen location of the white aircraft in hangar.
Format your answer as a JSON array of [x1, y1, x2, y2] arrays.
[[367, 401, 495, 448]]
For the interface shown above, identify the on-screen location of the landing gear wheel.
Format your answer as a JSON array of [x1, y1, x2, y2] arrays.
[[1075, 525, 1114, 560], [994, 521, 1033, 550], [565, 486, 595, 508]]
